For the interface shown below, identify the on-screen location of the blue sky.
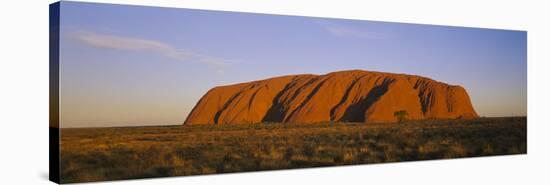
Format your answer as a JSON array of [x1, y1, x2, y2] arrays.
[[59, 1, 527, 127]]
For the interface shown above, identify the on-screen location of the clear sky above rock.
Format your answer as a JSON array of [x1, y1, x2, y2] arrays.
[[58, 1, 527, 127]]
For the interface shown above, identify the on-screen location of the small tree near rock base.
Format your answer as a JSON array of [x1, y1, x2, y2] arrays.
[[394, 110, 408, 123]]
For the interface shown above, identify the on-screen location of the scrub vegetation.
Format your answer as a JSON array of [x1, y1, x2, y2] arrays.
[[60, 117, 526, 183]]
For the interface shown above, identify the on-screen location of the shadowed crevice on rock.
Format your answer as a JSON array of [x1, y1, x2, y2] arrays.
[[284, 78, 329, 123], [261, 80, 296, 122], [340, 82, 391, 122], [213, 89, 247, 124], [338, 77, 395, 122], [329, 74, 368, 121]]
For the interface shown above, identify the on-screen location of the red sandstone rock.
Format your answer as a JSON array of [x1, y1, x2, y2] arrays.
[[184, 70, 478, 125]]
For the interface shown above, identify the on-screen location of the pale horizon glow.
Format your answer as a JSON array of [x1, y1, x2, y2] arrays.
[[59, 2, 527, 128]]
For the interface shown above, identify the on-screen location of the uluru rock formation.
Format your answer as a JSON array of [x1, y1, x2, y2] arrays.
[[184, 70, 478, 125]]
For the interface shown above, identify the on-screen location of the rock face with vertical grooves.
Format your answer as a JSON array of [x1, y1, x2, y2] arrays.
[[184, 70, 478, 125]]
